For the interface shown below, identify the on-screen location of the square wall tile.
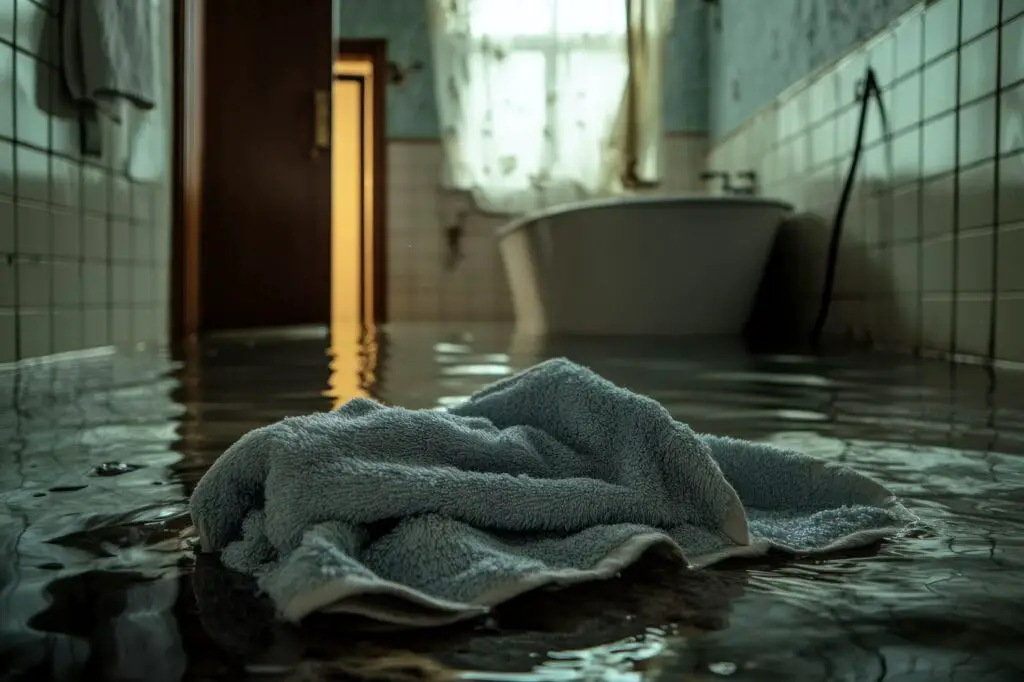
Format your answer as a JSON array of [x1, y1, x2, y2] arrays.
[[999, 82, 1024, 156], [956, 229, 994, 293], [998, 222, 1024, 292], [1002, 15, 1024, 87], [891, 186, 921, 243], [892, 242, 920, 291], [0, 310, 15, 363], [923, 0, 959, 62], [922, 113, 956, 178], [53, 311, 85, 354], [920, 174, 955, 238], [1005, 0, 1024, 22], [890, 73, 922, 134], [894, 13, 923, 78], [922, 53, 956, 119], [960, 31, 999, 104], [16, 203, 51, 255], [1000, 152, 1024, 222], [995, 296, 1024, 362], [18, 260, 52, 309], [0, 45, 13, 140], [867, 31, 897, 88], [834, 52, 865, 111], [809, 74, 837, 124], [955, 296, 992, 357], [921, 237, 954, 293], [958, 160, 996, 230], [17, 310, 51, 358], [962, 0, 999, 42], [958, 96, 997, 167], [14, 56, 50, 150], [0, 258, 15, 307], [0, 199, 13, 253], [890, 127, 921, 186], [921, 297, 953, 352]]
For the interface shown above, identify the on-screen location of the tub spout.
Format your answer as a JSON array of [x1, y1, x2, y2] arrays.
[[700, 171, 733, 194], [732, 170, 759, 196]]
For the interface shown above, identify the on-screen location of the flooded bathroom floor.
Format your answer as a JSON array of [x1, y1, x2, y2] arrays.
[[1, 322, 1023, 682]]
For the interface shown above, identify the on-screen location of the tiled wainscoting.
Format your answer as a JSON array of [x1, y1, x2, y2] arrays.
[[385, 132, 710, 323], [708, 0, 1024, 363], [0, 0, 174, 364]]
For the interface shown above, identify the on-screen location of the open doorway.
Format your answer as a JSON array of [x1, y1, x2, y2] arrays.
[[171, 21, 389, 338], [326, 40, 388, 407]]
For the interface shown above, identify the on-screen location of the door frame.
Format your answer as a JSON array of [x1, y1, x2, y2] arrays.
[[337, 39, 389, 327], [171, 0, 204, 345], [170, 21, 391, 345]]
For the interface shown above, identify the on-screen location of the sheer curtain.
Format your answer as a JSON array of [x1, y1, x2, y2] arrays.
[[426, 0, 674, 215]]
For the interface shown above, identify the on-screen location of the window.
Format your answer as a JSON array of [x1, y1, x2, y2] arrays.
[[432, 0, 632, 212]]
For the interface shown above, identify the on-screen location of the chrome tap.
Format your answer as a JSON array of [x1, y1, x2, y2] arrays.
[[700, 170, 733, 194], [732, 170, 758, 196], [701, 170, 758, 196]]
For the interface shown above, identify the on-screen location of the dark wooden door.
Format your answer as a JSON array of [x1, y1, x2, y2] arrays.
[[199, 2, 334, 332]]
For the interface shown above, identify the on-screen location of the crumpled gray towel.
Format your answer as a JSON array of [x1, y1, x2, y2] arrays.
[[189, 358, 919, 628]]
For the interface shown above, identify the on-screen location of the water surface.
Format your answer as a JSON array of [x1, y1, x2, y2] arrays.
[[1, 323, 1023, 681]]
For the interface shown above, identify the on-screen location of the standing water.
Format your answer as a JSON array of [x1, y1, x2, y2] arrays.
[[1, 323, 1022, 681]]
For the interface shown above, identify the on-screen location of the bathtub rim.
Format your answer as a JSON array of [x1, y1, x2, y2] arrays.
[[495, 194, 795, 239]]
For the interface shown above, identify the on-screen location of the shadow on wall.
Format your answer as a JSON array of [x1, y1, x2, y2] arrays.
[[745, 175, 897, 351], [746, 159, 1015, 353]]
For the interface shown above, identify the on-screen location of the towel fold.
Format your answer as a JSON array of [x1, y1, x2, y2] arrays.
[[189, 358, 920, 628], [62, 0, 155, 122]]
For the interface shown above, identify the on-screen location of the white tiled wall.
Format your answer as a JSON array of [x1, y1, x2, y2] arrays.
[[385, 133, 710, 322], [710, 0, 1024, 364], [0, 0, 173, 364]]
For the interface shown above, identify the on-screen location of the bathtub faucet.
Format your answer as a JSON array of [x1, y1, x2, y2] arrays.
[[700, 170, 732, 194], [700, 170, 759, 196], [733, 170, 758, 196]]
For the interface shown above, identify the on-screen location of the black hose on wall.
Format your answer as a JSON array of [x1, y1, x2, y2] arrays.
[[810, 67, 890, 348]]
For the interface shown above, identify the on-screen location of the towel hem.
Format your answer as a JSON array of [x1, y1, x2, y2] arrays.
[[278, 518, 917, 627], [282, 532, 691, 626]]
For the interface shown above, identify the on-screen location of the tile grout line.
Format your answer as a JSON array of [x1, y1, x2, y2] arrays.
[[917, 15, 933, 356], [948, 0, 964, 357], [105, 152, 115, 350], [989, 0, 1005, 361], [46, 35, 55, 359], [10, 0, 19, 361], [77, 130, 86, 351]]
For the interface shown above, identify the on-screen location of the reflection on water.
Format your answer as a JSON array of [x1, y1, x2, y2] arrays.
[[2, 322, 1024, 681]]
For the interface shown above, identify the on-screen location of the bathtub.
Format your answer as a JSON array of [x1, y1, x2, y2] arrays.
[[497, 195, 793, 336]]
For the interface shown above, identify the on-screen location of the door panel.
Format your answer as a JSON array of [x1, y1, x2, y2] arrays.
[[200, 2, 333, 331]]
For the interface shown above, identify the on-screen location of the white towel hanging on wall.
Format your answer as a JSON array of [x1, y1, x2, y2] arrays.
[[126, 0, 167, 183]]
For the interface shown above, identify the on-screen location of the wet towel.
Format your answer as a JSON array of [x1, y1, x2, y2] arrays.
[[62, 0, 155, 121], [189, 358, 919, 628]]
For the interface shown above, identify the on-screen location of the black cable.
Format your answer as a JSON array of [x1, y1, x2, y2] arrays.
[[810, 67, 889, 348]]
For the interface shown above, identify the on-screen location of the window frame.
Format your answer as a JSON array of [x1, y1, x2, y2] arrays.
[[460, 31, 628, 186]]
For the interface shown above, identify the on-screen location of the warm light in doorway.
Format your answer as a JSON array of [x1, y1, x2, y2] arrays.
[[328, 56, 377, 407]]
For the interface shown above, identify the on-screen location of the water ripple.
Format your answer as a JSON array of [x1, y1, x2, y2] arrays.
[[1, 324, 1022, 681]]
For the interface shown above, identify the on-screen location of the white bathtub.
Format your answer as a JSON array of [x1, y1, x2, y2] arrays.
[[497, 195, 793, 336]]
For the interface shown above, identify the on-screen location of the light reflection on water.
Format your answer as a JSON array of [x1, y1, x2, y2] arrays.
[[461, 629, 669, 682], [1, 322, 1023, 681]]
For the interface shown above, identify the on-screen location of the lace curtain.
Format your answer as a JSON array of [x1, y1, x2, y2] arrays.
[[426, 0, 675, 215]]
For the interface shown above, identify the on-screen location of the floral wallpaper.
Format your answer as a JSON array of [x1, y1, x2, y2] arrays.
[[707, 0, 921, 140]]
